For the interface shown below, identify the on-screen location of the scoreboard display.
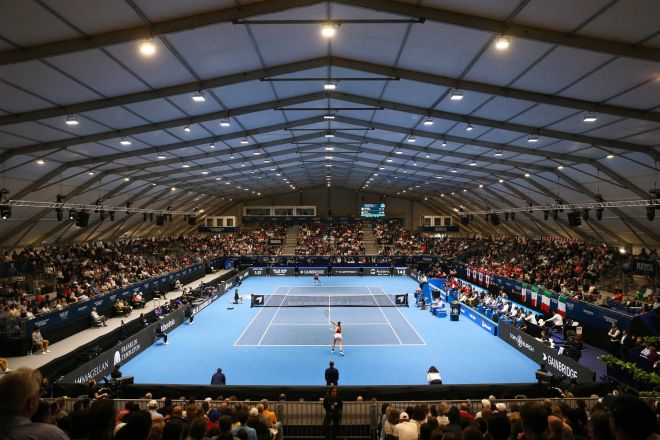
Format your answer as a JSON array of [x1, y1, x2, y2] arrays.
[[360, 203, 385, 218]]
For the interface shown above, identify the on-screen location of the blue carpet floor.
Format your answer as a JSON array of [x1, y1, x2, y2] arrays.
[[122, 276, 540, 386]]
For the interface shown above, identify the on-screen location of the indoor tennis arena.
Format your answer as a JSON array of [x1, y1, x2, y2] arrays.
[[0, 1, 659, 440]]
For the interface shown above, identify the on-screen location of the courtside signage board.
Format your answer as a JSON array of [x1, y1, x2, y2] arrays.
[[459, 303, 498, 336], [248, 266, 409, 276], [498, 322, 595, 383]]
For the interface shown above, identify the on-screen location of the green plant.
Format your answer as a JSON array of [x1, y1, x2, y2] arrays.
[[599, 355, 660, 390], [639, 391, 660, 398], [642, 336, 660, 347]]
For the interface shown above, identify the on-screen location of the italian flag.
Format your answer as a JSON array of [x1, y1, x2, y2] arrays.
[[521, 283, 528, 303], [466, 267, 471, 279], [541, 290, 552, 313], [557, 295, 567, 317], [485, 274, 490, 287], [530, 286, 539, 307]]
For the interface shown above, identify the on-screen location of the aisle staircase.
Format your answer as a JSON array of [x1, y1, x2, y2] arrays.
[[362, 227, 379, 255], [282, 225, 299, 255]]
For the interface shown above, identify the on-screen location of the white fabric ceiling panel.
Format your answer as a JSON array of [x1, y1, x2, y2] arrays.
[[476, 127, 526, 144], [619, 128, 660, 147], [372, 109, 449, 131], [47, 0, 144, 36], [546, 112, 623, 135], [119, 98, 189, 123], [536, 140, 592, 155], [131, 0, 237, 22], [561, 58, 660, 104], [0, 130, 36, 149], [512, 47, 612, 95], [212, 80, 278, 108], [0, 1, 80, 47], [421, 0, 521, 20], [80, 106, 150, 130], [331, 23, 408, 66], [578, 0, 660, 44], [0, 79, 54, 113], [130, 130, 182, 147], [396, 21, 491, 77], [164, 93, 225, 117], [380, 80, 448, 109], [606, 80, 660, 111], [512, 0, 613, 33], [103, 40, 196, 89], [249, 24, 327, 66], [445, 122, 490, 138], [0, 60, 101, 106], [464, 38, 554, 87], [165, 24, 264, 80], [507, 103, 578, 127], [1, 121, 72, 143], [41, 150, 87, 162], [471, 96, 535, 121], [67, 143, 121, 157], [585, 118, 660, 140]]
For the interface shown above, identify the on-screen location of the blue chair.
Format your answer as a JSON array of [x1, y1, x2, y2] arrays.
[[485, 309, 493, 318], [436, 306, 447, 317], [477, 305, 484, 314]]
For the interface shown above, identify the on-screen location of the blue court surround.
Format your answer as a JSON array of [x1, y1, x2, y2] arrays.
[[121, 276, 539, 386]]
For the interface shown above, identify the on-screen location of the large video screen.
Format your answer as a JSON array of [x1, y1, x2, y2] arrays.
[[360, 203, 385, 218]]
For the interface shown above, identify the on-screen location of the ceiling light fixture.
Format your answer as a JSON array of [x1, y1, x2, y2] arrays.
[[192, 91, 205, 102], [495, 35, 510, 50], [182, 163, 191, 168], [606, 153, 615, 159], [325, 132, 335, 138], [557, 164, 564, 170], [65, 114, 79, 125], [498, 179, 504, 183], [120, 137, 131, 146], [583, 112, 598, 122], [184, 125, 191, 132], [466, 123, 473, 131], [157, 154, 166, 159], [450, 168, 458, 173], [88, 171, 95, 175], [209, 143, 215, 149], [220, 118, 231, 127], [321, 23, 337, 38], [202, 171, 209, 175], [323, 114, 335, 120], [36, 158, 46, 165], [450, 89, 464, 101], [324, 80, 337, 90], [423, 116, 434, 126], [124, 177, 130, 181], [407, 135, 416, 143], [139, 39, 156, 56], [527, 134, 539, 143], [524, 172, 530, 177], [241, 136, 249, 144], [325, 146, 334, 151], [494, 149, 503, 156], [469, 159, 477, 166], [442, 138, 447, 147]]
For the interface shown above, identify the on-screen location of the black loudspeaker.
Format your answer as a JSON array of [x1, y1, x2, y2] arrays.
[[156, 215, 165, 226], [75, 211, 89, 227], [188, 216, 196, 226], [567, 212, 582, 227], [460, 216, 469, 225], [490, 214, 500, 226], [647, 207, 655, 221]]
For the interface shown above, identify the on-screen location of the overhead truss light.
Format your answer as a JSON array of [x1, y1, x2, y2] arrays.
[[407, 135, 416, 143], [184, 125, 192, 133], [321, 23, 338, 38], [583, 112, 598, 122], [323, 114, 336, 120], [466, 123, 473, 131], [325, 132, 335, 138], [495, 35, 510, 50], [241, 136, 249, 144], [494, 149, 503, 156], [606, 153, 615, 159], [120, 137, 131, 146], [450, 89, 464, 101], [139, 39, 156, 56], [192, 91, 206, 102], [423, 116, 434, 126], [65, 114, 79, 125], [324, 80, 337, 90], [527, 134, 539, 143], [220, 118, 231, 127], [36, 158, 46, 165]]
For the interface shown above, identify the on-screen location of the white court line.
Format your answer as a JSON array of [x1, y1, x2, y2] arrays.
[[375, 286, 427, 346], [234, 343, 428, 347], [367, 286, 403, 345], [233, 285, 289, 346], [270, 322, 390, 326], [257, 286, 291, 346]]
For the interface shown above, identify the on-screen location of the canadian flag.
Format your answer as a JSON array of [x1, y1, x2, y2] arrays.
[[478, 271, 483, 284], [466, 267, 471, 279], [485, 274, 490, 287]]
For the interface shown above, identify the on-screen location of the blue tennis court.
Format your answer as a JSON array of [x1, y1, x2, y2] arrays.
[[121, 276, 540, 386]]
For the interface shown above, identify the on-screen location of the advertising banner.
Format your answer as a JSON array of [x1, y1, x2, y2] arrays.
[[61, 308, 185, 384], [459, 304, 498, 336], [498, 322, 595, 383], [247, 266, 409, 276], [197, 226, 237, 233]]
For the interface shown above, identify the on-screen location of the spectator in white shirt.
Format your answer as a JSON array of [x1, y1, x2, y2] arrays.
[[393, 412, 418, 440], [91, 307, 108, 327]]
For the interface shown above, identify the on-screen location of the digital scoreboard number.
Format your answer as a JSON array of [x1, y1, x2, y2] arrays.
[[360, 203, 385, 217]]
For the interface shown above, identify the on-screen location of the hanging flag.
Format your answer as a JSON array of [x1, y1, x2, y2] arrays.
[[485, 274, 490, 287], [478, 271, 483, 284], [521, 283, 528, 303], [466, 267, 471, 279], [530, 286, 539, 307], [541, 290, 552, 313], [557, 295, 567, 317]]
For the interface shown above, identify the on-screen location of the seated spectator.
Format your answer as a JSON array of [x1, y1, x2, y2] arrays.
[[132, 291, 145, 308], [31, 327, 50, 354], [0, 368, 69, 439], [115, 299, 132, 316], [393, 412, 417, 440], [91, 307, 108, 327], [232, 409, 257, 440], [0, 357, 11, 373]]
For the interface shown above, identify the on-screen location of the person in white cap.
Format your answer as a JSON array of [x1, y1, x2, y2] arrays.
[[147, 400, 163, 420], [475, 399, 491, 418], [393, 412, 418, 440]]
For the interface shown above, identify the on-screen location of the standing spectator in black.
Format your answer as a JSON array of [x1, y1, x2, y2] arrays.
[[608, 323, 621, 354], [185, 303, 195, 325], [619, 329, 633, 359], [110, 364, 122, 380], [322, 386, 343, 440], [609, 395, 657, 440], [325, 361, 339, 386], [139, 313, 148, 328], [519, 402, 548, 440], [211, 368, 226, 385], [156, 322, 169, 345]]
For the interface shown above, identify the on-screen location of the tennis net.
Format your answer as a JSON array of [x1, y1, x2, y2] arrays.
[[251, 293, 408, 307]]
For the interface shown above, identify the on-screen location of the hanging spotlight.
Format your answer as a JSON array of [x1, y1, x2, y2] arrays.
[[647, 206, 656, 221], [36, 158, 46, 165], [324, 80, 337, 90], [120, 137, 131, 146], [320, 23, 337, 38], [149, 213, 154, 221], [220, 118, 231, 127], [143, 213, 148, 222], [323, 114, 335, 120], [552, 210, 559, 221], [99, 210, 105, 222], [510, 212, 515, 221], [55, 194, 64, 221], [0, 205, 11, 220], [65, 114, 79, 125], [606, 153, 615, 159], [139, 38, 156, 56], [450, 89, 464, 101], [325, 132, 335, 138], [109, 211, 115, 221], [407, 135, 416, 143], [240, 136, 249, 144], [582, 209, 590, 221], [423, 116, 434, 126], [583, 112, 598, 122], [494, 149, 503, 156], [527, 134, 539, 143], [466, 123, 473, 131], [543, 210, 549, 220], [557, 164, 564, 170], [184, 125, 191, 133], [595, 195, 604, 221], [495, 35, 510, 50], [192, 91, 206, 102], [469, 159, 477, 166]]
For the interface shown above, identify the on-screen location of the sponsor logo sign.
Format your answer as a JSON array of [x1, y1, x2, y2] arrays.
[[459, 303, 497, 336]]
